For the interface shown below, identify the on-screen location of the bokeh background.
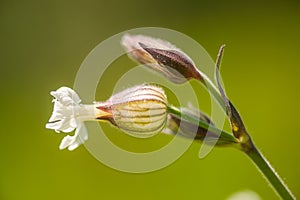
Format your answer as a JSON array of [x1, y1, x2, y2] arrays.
[[1, 0, 299, 199]]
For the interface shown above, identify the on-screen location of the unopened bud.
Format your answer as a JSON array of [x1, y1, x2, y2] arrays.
[[121, 34, 203, 84]]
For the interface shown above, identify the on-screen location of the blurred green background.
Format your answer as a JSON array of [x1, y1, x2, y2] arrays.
[[1, 0, 299, 199]]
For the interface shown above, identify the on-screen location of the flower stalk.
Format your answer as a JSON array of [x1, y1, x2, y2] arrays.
[[247, 146, 295, 200], [214, 46, 294, 198], [121, 34, 295, 199]]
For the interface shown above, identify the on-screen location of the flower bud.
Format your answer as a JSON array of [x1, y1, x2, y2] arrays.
[[121, 34, 203, 84], [165, 107, 218, 141], [165, 106, 237, 146]]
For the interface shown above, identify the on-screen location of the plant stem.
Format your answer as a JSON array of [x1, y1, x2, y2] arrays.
[[196, 70, 295, 199], [245, 145, 295, 200], [195, 72, 226, 111]]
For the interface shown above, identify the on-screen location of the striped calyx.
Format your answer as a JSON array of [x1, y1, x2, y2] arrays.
[[96, 84, 168, 138]]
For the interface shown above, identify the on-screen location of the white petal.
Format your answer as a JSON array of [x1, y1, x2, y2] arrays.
[[46, 120, 62, 130], [58, 118, 74, 132], [58, 123, 88, 151], [48, 112, 63, 122], [59, 135, 75, 150], [69, 117, 77, 128], [78, 123, 88, 141], [46, 87, 80, 132], [47, 87, 89, 150], [68, 142, 80, 151]]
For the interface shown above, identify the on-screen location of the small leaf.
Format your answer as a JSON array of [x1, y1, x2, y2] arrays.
[[214, 45, 248, 140]]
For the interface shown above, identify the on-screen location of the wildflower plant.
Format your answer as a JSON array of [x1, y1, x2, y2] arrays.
[[46, 33, 295, 199]]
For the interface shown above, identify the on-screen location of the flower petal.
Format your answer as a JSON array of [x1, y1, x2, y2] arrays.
[[58, 123, 88, 151], [46, 87, 92, 150]]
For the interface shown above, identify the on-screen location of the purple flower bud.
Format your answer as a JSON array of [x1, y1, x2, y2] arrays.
[[121, 34, 203, 84]]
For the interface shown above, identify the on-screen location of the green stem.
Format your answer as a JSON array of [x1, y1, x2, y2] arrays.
[[196, 72, 226, 111], [195, 70, 295, 199], [246, 146, 295, 200]]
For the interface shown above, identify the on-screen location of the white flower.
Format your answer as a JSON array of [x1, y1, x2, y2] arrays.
[[46, 85, 168, 150], [46, 87, 94, 151]]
